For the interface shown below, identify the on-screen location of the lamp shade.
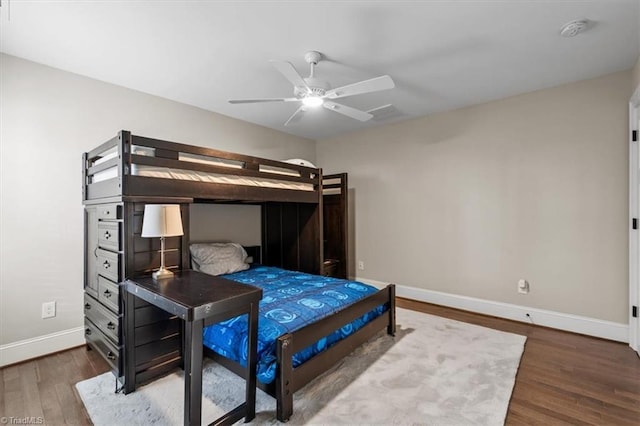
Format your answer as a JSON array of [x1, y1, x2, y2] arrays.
[[141, 204, 184, 238]]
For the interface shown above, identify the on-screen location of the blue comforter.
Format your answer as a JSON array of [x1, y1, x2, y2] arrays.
[[202, 265, 386, 384]]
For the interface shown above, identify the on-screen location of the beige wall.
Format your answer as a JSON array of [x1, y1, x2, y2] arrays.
[[317, 71, 631, 324], [190, 204, 261, 246], [0, 54, 314, 347]]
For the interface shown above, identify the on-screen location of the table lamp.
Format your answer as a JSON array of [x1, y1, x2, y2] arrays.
[[141, 204, 184, 280]]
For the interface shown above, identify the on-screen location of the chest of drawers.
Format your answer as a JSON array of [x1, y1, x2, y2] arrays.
[[84, 203, 123, 374], [83, 201, 189, 388]]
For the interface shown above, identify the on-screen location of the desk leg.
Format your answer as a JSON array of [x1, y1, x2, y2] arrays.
[[123, 289, 137, 394], [245, 303, 259, 422], [184, 319, 203, 426]]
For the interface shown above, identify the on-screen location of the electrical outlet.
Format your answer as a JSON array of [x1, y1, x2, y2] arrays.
[[517, 279, 530, 294], [42, 301, 56, 319], [358, 261, 365, 270]]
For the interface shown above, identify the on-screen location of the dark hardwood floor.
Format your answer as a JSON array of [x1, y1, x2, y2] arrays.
[[1, 298, 638, 425], [397, 298, 640, 425], [0, 344, 110, 424]]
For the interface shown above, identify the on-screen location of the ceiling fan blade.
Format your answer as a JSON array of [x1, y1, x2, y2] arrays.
[[325, 75, 395, 99], [284, 106, 307, 126], [323, 101, 373, 122], [228, 97, 299, 104], [270, 60, 310, 91]]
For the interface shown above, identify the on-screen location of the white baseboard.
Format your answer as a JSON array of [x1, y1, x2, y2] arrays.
[[0, 326, 86, 367], [357, 277, 629, 343], [0, 281, 629, 366]]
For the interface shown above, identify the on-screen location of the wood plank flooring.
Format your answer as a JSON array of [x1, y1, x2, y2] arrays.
[[397, 298, 640, 425], [1, 298, 638, 425], [1, 344, 110, 424]]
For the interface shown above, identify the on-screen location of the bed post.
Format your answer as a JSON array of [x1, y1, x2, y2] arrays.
[[119, 130, 131, 196], [388, 284, 396, 336], [81, 152, 88, 203], [276, 333, 294, 422]]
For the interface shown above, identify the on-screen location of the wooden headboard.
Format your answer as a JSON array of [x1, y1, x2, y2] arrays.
[[243, 245, 261, 264]]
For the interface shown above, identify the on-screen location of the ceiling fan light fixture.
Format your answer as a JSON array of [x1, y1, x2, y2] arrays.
[[302, 96, 324, 107]]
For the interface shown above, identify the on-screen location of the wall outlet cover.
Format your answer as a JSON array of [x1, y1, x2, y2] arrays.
[[42, 301, 56, 319], [517, 279, 530, 294]]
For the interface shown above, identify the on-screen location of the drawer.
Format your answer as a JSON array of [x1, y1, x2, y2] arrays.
[[97, 276, 119, 313], [97, 203, 121, 220], [84, 318, 120, 371], [98, 221, 121, 251], [84, 293, 119, 344], [323, 259, 339, 277], [97, 248, 120, 282]]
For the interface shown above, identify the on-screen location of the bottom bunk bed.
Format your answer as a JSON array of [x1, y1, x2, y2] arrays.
[[190, 244, 396, 422]]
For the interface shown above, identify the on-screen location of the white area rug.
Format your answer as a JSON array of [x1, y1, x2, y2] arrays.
[[76, 308, 526, 425]]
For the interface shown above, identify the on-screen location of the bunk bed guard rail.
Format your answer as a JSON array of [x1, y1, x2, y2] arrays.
[[82, 130, 322, 203]]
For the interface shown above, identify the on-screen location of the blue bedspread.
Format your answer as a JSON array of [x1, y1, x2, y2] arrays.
[[202, 265, 386, 384]]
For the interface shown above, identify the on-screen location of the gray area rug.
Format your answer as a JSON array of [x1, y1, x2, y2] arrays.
[[76, 308, 526, 425]]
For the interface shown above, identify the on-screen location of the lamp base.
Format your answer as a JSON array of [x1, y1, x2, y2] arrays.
[[152, 267, 174, 280]]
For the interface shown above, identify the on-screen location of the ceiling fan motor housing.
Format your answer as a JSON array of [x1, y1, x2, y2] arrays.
[[294, 77, 330, 98]]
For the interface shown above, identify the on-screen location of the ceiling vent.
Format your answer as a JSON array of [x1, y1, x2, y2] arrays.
[[560, 19, 589, 37]]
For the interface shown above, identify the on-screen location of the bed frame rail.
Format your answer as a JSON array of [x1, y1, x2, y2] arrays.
[[282, 285, 393, 354], [275, 284, 395, 421], [83, 133, 125, 201], [130, 134, 318, 183], [83, 130, 322, 203]]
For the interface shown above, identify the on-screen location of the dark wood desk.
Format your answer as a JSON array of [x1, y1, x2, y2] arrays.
[[123, 270, 262, 426]]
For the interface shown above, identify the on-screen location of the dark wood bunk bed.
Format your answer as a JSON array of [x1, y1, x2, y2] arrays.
[[82, 130, 396, 422]]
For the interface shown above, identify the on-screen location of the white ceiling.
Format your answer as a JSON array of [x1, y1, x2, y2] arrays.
[[1, 1, 638, 140]]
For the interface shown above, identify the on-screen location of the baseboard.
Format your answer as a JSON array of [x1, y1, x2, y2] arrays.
[[0, 282, 628, 367], [357, 277, 629, 343], [0, 326, 86, 367]]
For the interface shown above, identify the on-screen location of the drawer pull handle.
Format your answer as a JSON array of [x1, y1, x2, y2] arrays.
[[103, 260, 110, 269], [107, 322, 116, 330], [85, 328, 92, 336], [107, 351, 116, 360], [104, 210, 110, 216], [103, 289, 112, 298], [104, 231, 111, 240], [84, 303, 91, 310]]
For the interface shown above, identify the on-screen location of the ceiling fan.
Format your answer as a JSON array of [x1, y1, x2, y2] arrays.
[[228, 51, 395, 126]]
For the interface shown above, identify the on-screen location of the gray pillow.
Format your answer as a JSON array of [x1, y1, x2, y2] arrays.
[[190, 243, 250, 276]]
